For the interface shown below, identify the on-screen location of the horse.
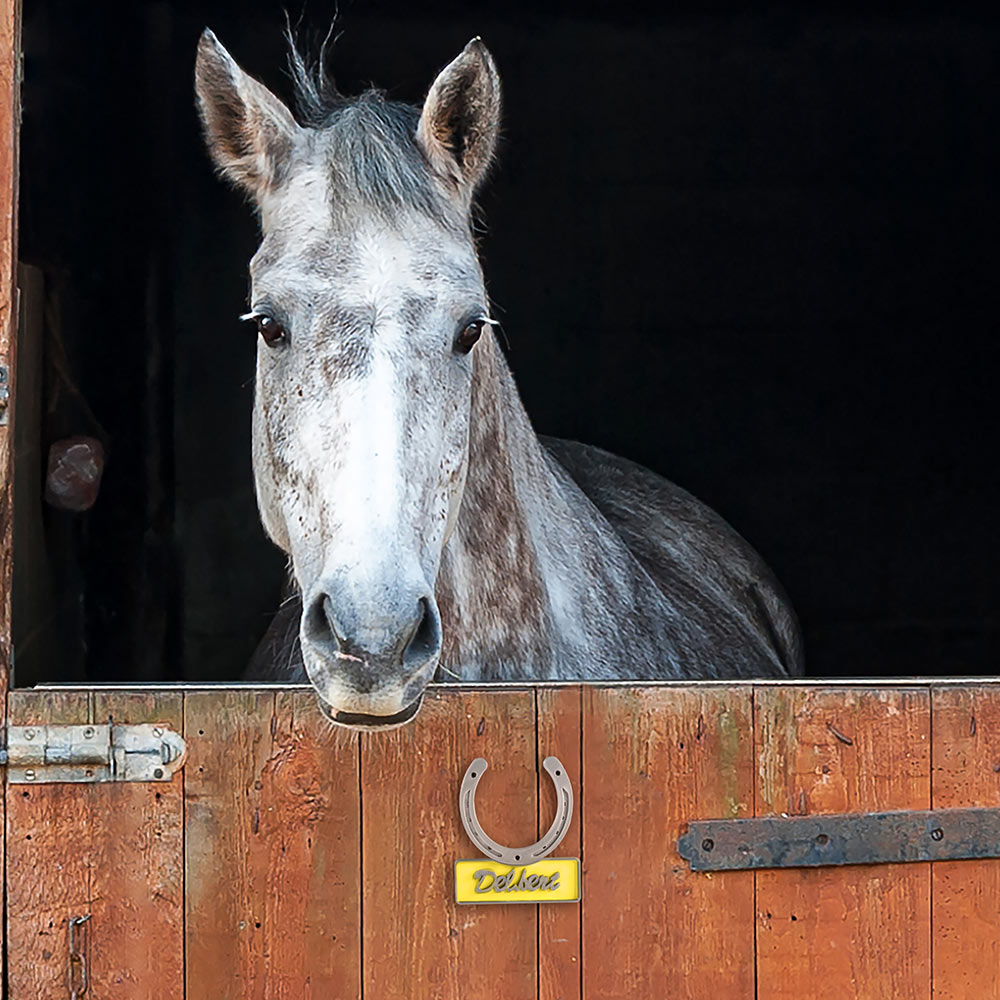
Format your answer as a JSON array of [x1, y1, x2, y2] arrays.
[[194, 29, 804, 729]]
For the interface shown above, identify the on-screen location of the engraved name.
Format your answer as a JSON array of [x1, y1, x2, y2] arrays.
[[472, 866, 562, 894]]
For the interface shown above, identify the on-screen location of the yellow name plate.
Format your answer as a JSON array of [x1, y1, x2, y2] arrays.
[[455, 858, 581, 904]]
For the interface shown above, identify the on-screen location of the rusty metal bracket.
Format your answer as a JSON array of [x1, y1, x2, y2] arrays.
[[678, 807, 1000, 871]]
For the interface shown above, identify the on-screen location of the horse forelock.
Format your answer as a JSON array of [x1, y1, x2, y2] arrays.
[[283, 32, 459, 224]]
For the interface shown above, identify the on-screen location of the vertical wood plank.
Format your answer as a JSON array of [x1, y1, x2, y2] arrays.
[[5, 690, 91, 999], [931, 686, 1000, 999], [754, 686, 931, 1000], [361, 687, 537, 1000], [0, 3, 23, 987], [582, 686, 755, 999], [537, 686, 582, 1000], [0, 0, 20, 693], [184, 689, 361, 1000], [89, 692, 184, 998]]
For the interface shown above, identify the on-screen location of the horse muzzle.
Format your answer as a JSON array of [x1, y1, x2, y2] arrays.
[[316, 692, 425, 731], [299, 582, 442, 729]]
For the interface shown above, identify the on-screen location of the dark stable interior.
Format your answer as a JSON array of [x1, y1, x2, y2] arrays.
[[12, 0, 999, 686]]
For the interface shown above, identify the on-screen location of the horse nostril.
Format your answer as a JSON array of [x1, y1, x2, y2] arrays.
[[305, 593, 340, 646], [403, 596, 441, 669]]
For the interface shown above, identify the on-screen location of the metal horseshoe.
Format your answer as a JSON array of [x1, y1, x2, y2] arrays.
[[459, 756, 573, 865]]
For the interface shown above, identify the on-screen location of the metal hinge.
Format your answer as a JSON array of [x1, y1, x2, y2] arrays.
[[678, 806, 1000, 871], [1, 721, 187, 784]]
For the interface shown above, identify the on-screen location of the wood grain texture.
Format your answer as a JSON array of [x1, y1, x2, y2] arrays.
[[754, 686, 931, 1000], [89, 692, 184, 998], [6, 691, 183, 999], [931, 686, 1000, 999], [0, 5, 21, 985], [537, 686, 582, 1000], [0, 0, 19, 697], [582, 686, 755, 1000], [361, 687, 537, 1000], [184, 689, 361, 1000], [5, 690, 91, 999]]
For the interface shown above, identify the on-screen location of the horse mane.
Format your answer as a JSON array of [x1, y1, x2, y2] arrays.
[[284, 26, 456, 225]]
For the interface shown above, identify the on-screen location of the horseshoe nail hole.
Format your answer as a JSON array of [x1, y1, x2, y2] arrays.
[[555, 770, 562, 776], [514, 854, 520, 861], [471, 772, 477, 779]]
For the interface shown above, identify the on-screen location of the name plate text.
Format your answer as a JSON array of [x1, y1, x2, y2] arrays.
[[455, 857, 581, 904]]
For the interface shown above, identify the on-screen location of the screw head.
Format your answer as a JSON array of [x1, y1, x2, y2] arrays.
[[25, 769, 35, 781], [702, 838, 715, 852], [152, 727, 163, 737], [24, 729, 35, 741], [931, 828, 944, 841], [83, 727, 94, 739], [153, 767, 164, 779]]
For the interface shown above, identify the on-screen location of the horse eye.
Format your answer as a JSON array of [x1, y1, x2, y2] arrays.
[[455, 319, 486, 355], [255, 315, 287, 347]]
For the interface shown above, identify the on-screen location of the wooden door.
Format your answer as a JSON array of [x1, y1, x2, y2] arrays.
[[5, 681, 1000, 999], [0, 0, 22, 993]]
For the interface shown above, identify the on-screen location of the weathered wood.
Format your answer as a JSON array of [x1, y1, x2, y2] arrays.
[[89, 692, 184, 998], [0, 5, 21, 986], [537, 686, 582, 1000], [754, 686, 931, 999], [184, 689, 361, 1000], [361, 687, 537, 1000], [0, 0, 19, 696], [582, 686, 755, 999], [931, 686, 1000, 999], [5, 690, 91, 1000], [6, 691, 183, 999]]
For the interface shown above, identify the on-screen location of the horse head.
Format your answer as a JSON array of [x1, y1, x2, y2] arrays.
[[195, 30, 501, 727]]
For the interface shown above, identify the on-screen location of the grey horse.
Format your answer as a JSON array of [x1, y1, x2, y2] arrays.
[[194, 30, 803, 728]]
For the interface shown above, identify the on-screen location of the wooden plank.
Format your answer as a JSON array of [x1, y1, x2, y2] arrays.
[[582, 686, 755, 999], [5, 690, 91, 1000], [184, 689, 361, 1000], [0, 4, 22, 986], [754, 686, 931, 1000], [0, 0, 20, 696], [931, 685, 1000, 999], [361, 687, 537, 1000], [537, 685, 582, 1000], [89, 691, 184, 998]]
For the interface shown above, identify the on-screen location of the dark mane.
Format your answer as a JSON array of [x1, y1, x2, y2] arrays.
[[286, 30, 452, 224]]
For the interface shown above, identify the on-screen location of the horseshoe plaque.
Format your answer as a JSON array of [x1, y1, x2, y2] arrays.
[[455, 755, 581, 904]]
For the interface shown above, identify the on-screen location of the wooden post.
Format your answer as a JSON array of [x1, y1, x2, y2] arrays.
[[0, 1, 22, 992]]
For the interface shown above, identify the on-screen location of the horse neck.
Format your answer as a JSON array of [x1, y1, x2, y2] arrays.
[[436, 332, 642, 678]]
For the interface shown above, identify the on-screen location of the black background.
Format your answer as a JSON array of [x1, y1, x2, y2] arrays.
[[16, 0, 1000, 683]]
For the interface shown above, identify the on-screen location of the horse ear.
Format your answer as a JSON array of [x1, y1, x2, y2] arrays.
[[194, 29, 299, 200], [417, 38, 501, 200]]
